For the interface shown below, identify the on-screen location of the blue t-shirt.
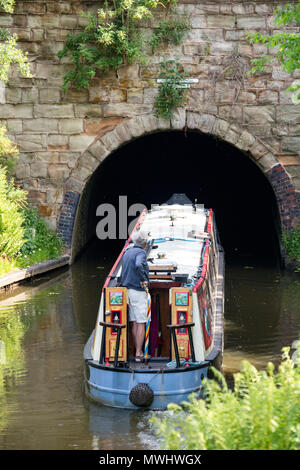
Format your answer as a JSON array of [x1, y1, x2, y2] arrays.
[[120, 245, 149, 291]]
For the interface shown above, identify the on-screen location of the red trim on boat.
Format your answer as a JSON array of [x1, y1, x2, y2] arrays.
[[206, 208, 213, 234], [192, 209, 213, 294]]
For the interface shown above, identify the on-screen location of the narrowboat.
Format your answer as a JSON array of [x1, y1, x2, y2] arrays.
[[84, 194, 224, 410]]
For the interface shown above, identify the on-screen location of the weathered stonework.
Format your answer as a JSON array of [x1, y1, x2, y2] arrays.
[[0, 0, 299, 250]]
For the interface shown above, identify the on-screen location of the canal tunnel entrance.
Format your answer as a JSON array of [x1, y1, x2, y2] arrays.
[[73, 130, 281, 267]]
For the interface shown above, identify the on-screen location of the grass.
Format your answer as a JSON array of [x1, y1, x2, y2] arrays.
[[0, 257, 18, 277], [0, 206, 64, 279]]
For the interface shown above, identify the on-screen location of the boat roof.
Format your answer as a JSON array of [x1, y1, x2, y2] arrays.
[[139, 202, 209, 284]]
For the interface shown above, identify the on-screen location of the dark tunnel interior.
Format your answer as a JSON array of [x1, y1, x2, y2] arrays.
[[75, 130, 282, 267]]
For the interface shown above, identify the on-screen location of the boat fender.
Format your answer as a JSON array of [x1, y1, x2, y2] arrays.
[[129, 383, 154, 407]]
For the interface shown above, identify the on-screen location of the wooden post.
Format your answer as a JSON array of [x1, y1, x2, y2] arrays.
[[100, 322, 126, 367], [167, 322, 195, 367]]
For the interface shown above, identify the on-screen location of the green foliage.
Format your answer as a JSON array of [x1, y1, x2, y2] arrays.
[[150, 17, 191, 52], [0, 34, 32, 82], [247, 2, 300, 99], [0, 166, 26, 259], [0, 125, 18, 177], [0, 127, 63, 271], [151, 345, 300, 450], [154, 58, 189, 119], [282, 226, 300, 261], [0, 0, 15, 14], [18, 206, 64, 265], [58, 0, 174, 91]]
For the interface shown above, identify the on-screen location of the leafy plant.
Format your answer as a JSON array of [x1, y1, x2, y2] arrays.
[[151, 344, 300, 450], [154, 58, 189, 119], [247, 1, 300, 99], [0, 125, 18, 177], [0, 0, 15, 14], [19, 206, 64, 264], [282, 226, 300, 261], [58, 0, 175, 91], [0, 126, 63, 271], [0, 0, 32, 82], [0, 166, 26, 259], [150, 17, 191, 52]]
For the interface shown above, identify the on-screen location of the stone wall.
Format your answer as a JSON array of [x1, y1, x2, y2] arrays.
[[0, 0, 299, 250]]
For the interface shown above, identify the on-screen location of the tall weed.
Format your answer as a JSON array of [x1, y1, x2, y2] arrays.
[[151, 345, 300, 450]]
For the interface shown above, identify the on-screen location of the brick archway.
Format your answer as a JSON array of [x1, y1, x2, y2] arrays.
[[57, 111, 300, 254]]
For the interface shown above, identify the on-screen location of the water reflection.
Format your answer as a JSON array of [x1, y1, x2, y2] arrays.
[[0, 241, 299, 449], [86, 400, 160, 450], [224, 264, 300, 375]]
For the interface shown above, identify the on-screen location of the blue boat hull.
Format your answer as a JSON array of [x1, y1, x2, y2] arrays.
[[84, 360, 210, 410]]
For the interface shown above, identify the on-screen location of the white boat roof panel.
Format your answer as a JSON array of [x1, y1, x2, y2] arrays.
[[141, 205, 207, 240], [148, 239, 204, 279], [139, 204, 208, 279]]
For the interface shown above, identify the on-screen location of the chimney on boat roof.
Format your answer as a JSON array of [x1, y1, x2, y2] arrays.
[[165, 193, 193, 205]]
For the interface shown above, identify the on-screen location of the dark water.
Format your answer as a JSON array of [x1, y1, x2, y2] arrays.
[[0, 240, 299, 450]]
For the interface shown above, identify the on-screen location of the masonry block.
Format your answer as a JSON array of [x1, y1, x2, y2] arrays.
[[69, 134, 95, 151], [34, 104, 74, 118], [88, 139, 110, 162]]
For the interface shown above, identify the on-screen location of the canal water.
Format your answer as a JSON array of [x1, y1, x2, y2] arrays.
[[0, 239, 299, 450]]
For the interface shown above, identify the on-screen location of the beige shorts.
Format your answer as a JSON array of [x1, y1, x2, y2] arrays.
[[127, 289, 148, 323]]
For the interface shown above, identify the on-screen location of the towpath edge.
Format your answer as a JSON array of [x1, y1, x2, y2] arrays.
[[0, 253, 71, 291]]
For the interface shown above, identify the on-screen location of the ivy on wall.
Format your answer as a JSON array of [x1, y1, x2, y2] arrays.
[[58, 0, 191, 117], [247, 1, 300, 100], [154, 58, 189, 119]]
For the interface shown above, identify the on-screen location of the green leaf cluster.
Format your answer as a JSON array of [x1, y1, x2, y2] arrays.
[[0, 0, 15, 14], [0, 126, 63, 270], [19, 206, 64, 265], [282, 226, 300, 261], [0, 172, 64, 267], [154, 58, 189, 119], [0, 125, 18, 176], [0, 165, 26, 259], [58, 0, 173, 91], [150, 17, 191, 52], [0, 0, 32, 82], [0, 33, 32, 83], [151, 344, 300, 450]]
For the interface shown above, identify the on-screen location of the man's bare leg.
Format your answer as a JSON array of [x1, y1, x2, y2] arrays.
[[131, 321, 140, 355], [131, 321, 137, 350], [135, 322, 146, 357], [131, 321, 145, 357]]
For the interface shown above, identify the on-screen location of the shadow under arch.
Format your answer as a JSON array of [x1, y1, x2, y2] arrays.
[[70, 128, 282, 267]]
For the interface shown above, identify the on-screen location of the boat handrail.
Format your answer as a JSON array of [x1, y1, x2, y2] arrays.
[[167, 322, 195, 329], [167, 322, 196, 366], [100, 321, 126, 329]]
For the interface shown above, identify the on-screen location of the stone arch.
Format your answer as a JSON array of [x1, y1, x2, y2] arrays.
[[57, 111, 300, 257]]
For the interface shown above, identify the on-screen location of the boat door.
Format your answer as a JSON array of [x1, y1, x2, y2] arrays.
[[103, 287, 128, 362], [169, 287, 193, 361]]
